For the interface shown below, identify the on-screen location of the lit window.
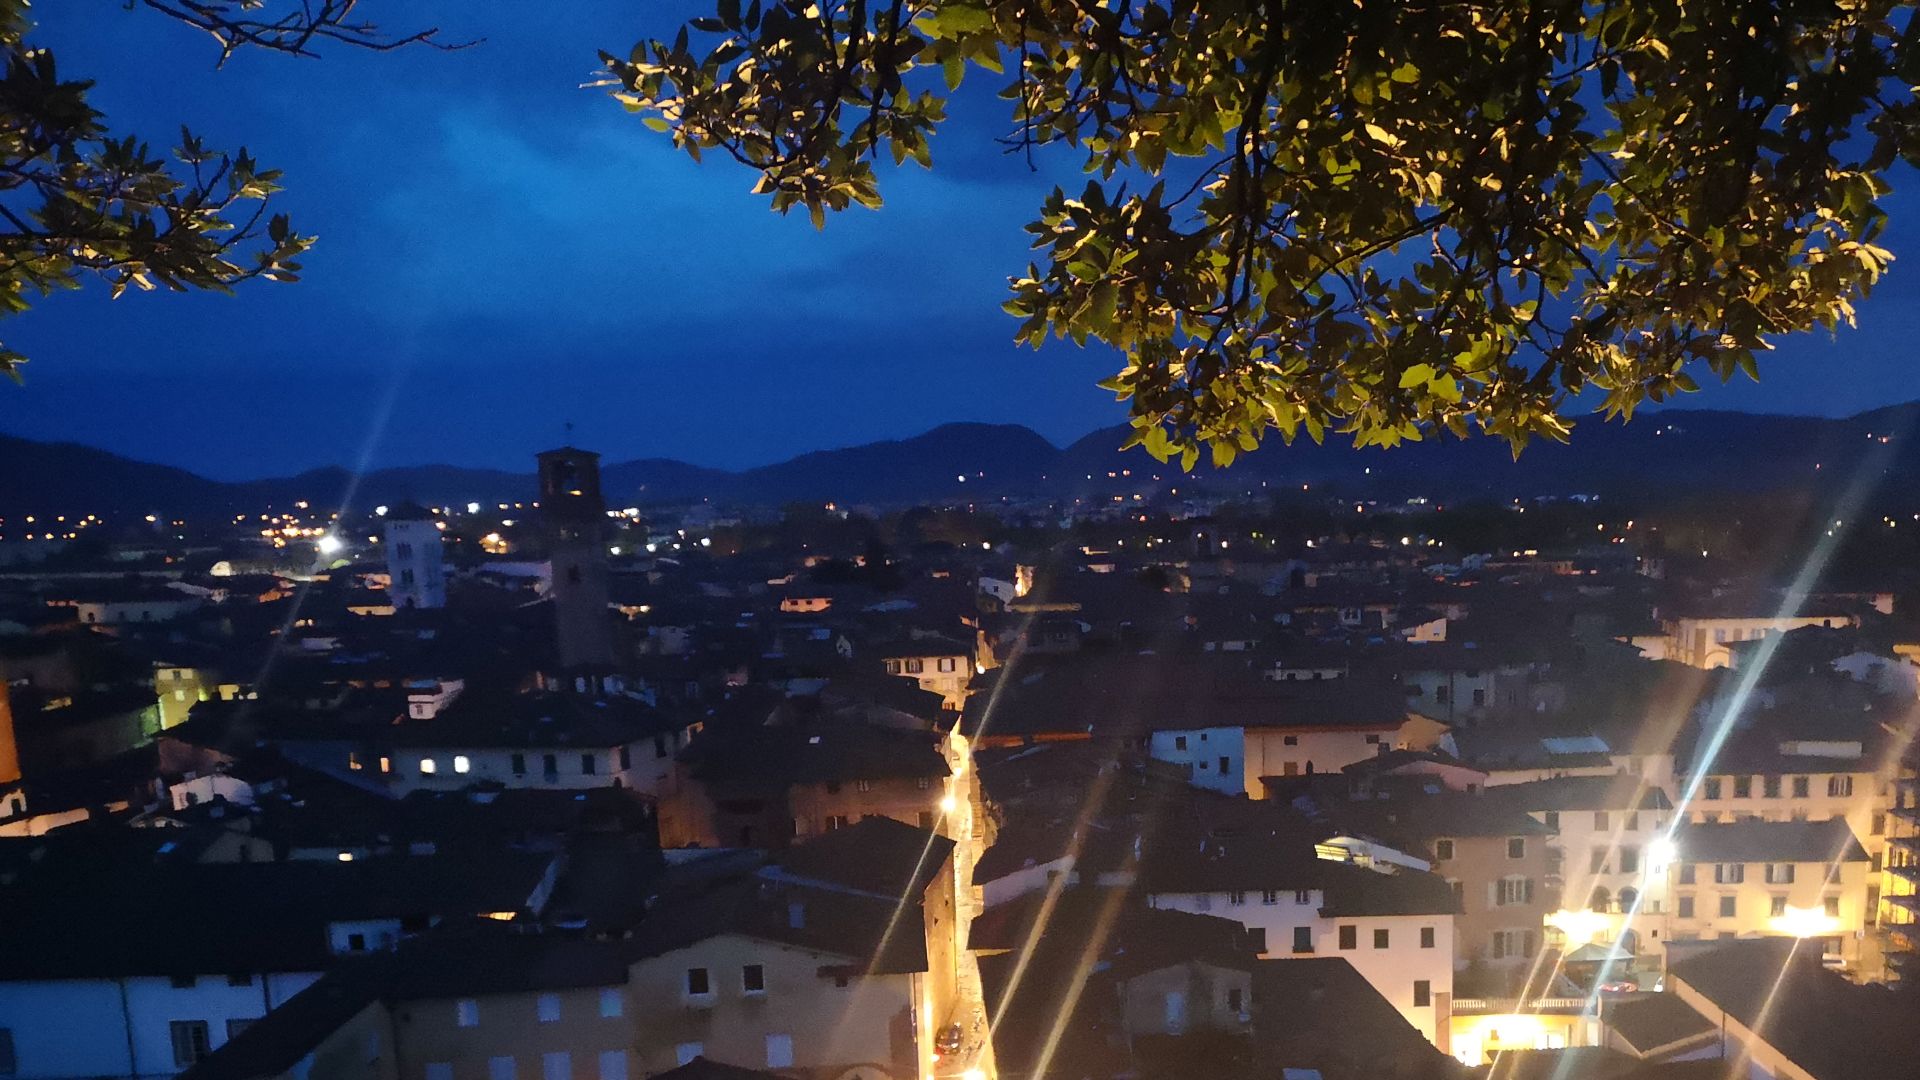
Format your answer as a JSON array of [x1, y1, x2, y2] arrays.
[[453, 755, 471, 774], [457, 999, 479, 1027], [419, 758, 437, 775], [597, 1051, 628, 1080], [537, 994, 560, 1023], [765, 1034, 794, 1069]]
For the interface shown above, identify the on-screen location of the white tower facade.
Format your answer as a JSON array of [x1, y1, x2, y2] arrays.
[[382, 505, 446, 609]]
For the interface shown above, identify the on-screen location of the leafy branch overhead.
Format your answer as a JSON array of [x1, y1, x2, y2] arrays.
[[606, 0, 1919, 465], [0, 0, 462, 381]]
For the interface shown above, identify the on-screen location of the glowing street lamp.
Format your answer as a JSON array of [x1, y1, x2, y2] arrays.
[[315, 534, 345, 556]]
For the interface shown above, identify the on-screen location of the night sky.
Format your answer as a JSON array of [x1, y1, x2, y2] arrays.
[[7, 0, 1920, 480]]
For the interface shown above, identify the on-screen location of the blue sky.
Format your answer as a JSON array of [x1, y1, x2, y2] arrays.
[[6, 0, 1920, 479]]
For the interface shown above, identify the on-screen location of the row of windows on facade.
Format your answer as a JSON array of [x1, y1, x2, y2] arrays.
[[885, 657, 961, 674], [1254, 924, 1440, 955], [1690, 809, 1885, 833], [1672, 894, 1844, 919], [348, 747, 643, 778], [1675, 862, 1834, 885], [1169, 734, 1383, 751], [1701, 775, 1857, 799], [456, 989, 625, 1028]]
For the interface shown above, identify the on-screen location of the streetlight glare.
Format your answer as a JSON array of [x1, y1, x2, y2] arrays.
[[316, 534, 344, 555]]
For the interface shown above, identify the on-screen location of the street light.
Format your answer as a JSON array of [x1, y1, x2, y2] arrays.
[[316, 534, 345, 556]]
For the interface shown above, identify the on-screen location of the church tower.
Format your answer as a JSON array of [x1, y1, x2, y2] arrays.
[[538, 446, 615, 669], [382, 502, 447, 609]]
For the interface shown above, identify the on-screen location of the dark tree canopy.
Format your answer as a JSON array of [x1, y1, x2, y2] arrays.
[[0, 0, 461, 380], [605, 0, 1920, 464]]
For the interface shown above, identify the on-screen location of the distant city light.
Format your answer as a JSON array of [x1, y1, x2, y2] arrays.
[[316, 534, 345, 555], [374, 505, 389, 516], [466, 502, 481, 514]]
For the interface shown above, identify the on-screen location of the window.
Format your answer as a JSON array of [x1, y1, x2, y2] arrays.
[[1765, 863, 1795, 884], [653, 737, 668, 760], [1543, 811, 1559, 830], [1594, 811, 1609, 830], [1227, 988, 1244, 1014], [1338, 925, 1357, 950], [598, 1051, 629, 1080], [1413, 980, 1432, 1007], [1704, 778, 1722, 800], [1174, 736, 1188, 751], [1730, 775, 1753, 799], [1829, 776, 1854, 797], [1283, 735, 1299, 746], [1792, 776, 1810, 798], [599, 988, 622, 1018], [1719, 895, 1738, 918], [1714, 864, 1745, 884], [427, 1065, 455, 1080], [457, 999, 479, 1027], [1678, 896, 1694, 919], [170, 1021, 211, 1066], [453, 755, 471, 774], [1420, 927, 1436, 949], [1620, 847, 1640, 874], [1227, 890, 1246, 906], [1491, 930, 1536, 960], [675, 1044, 704, 1067], [1590, 848, 1608, 874], [743, 964, 766, 993], [1679, 864, 1696, 885], [537, 994, 561, 1023], [1497, 877, 1535, 906], [511, 753, 527, 776], [1246, 927, 1267, 953], [1507, 837, 1526, 859], [1365, 734, 1382, 745], [580, 753, 596, 775], [1434, 839, 1455, 861], [1771, 896, 1788, 917], [685, 968, 711, 997], [225, 1019, 254, 1040], [1218, 756, 1232, 775], [1873, 812, 1886, 836], [1825, 896, 1841, 918], [542, 1052, 571, 1080], [1261, 890, 1280, 905], [1373, 928, 1390, 949], [1763, 776, 1781, 798], [765, 1035, 794, 1070], [347, 933, 367, 951], [489, 1057, 517, 1080], [1292, 926, 1313, 954], [543, 754, 559, 777], [938, 657, 957, 673], [905, 659, 924, 674], [419, 757, 437, 775]]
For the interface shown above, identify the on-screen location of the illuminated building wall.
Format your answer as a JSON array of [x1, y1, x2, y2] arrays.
[[1669, 848, 1872, 967]]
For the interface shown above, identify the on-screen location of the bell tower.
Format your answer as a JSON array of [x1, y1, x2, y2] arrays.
[[537, 445, 615, 669]]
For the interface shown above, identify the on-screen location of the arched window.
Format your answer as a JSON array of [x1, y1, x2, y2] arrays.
[[1589, 886, 1612, 913], [1618, 886, 1639, 911]]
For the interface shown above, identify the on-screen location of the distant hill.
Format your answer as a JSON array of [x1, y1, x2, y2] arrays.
[[5, 404, 1920, 516]]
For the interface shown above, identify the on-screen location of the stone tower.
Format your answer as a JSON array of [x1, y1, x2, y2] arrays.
[[382, 502, 447, 609], [538, 446, 615, 668]]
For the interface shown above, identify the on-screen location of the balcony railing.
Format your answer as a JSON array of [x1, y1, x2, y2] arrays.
[[1451, 997, 1596, 1015]]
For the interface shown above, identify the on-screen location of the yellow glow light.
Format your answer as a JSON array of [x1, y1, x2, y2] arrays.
[[1770, 905, 1841, 939], [1545, 908, 1613, 947]]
